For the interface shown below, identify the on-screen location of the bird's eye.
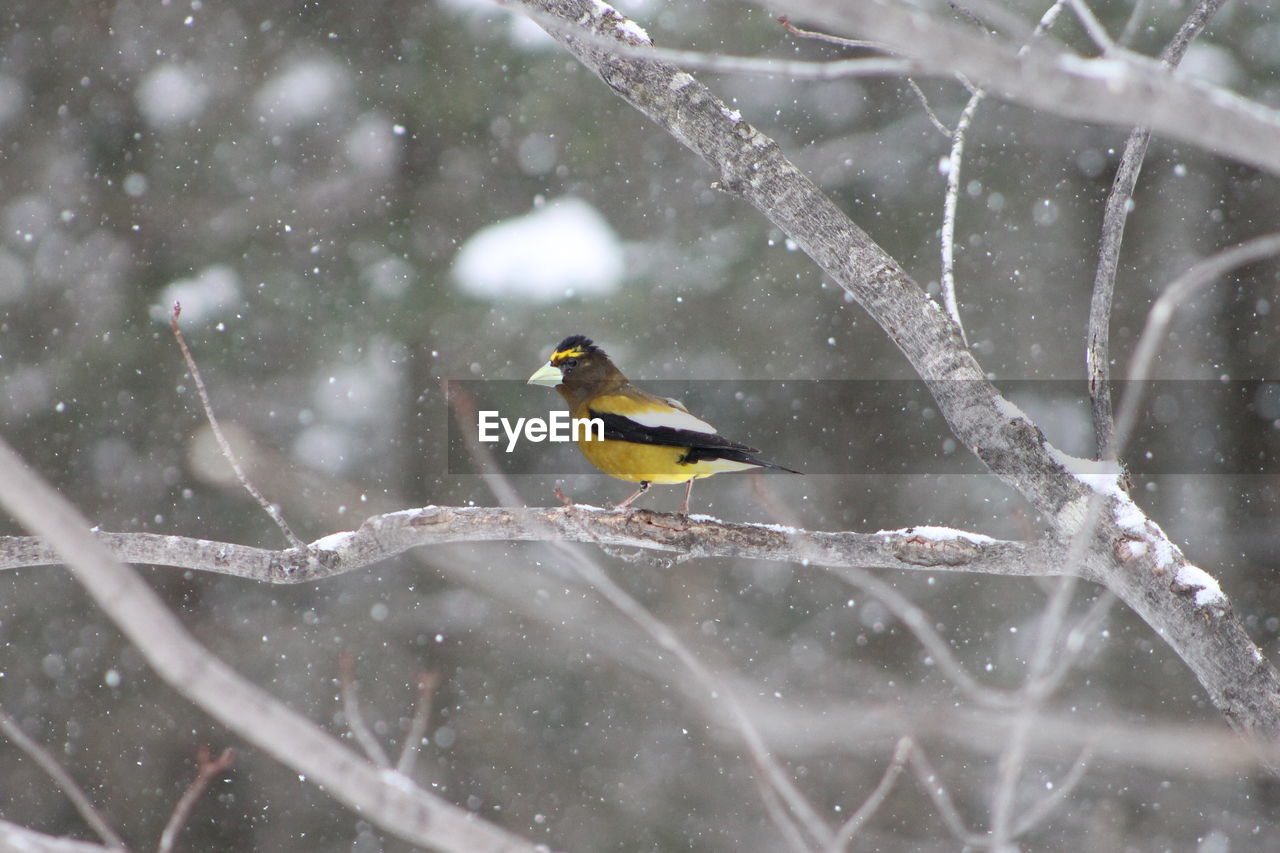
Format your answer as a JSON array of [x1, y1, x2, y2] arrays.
[[564, 358, 578, 369]]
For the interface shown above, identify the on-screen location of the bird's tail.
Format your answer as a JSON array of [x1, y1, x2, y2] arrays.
[[749, 456, 802, 475], [685, 445, 800, 474]]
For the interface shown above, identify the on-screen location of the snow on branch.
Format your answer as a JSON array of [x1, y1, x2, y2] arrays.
[[771, 0, 1280, 176], [0, 505, 1048, 582]]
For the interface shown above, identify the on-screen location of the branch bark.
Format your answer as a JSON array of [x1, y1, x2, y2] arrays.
[[1087, 0, 1230, 458], [772, 0, 1280, 176], [0, 507, 1043, 581]]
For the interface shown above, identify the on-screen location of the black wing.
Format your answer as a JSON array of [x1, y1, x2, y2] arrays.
[[589, 410, 800, 473]]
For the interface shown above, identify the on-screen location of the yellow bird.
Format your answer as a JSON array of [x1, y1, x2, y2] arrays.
[[527, 335, 799, 513]]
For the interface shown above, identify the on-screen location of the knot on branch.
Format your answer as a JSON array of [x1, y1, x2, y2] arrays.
[[892, 532, 983, 567], [270, 547, 324, 582]]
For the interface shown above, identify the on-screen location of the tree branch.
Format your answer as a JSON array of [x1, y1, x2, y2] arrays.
[[510, 0, 1280, 754], [774, 0, 1280, 176], [1087, 0, 1231, 459], [0, 820, 116, 853], [0, 506, 1048, 581], [0, 439, 546, 853], [0, 707, 127, 851]]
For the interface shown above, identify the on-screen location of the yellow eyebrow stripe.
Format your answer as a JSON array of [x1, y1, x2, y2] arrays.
[[551, 346, 588, 361]]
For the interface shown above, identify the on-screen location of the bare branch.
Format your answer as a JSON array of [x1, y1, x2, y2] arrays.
[[751, 692, 1280, 776], [0, 438, 546, 853], [1118, 0, 1151, 47], [1065, 0, 1116, 55], [0, 707, 128, 851], [170, 304, 305, 550], [938, 90, 979, 341], [827, 737, 912, 851], [1114, 233, 1280, 460], [1086, 0, 1230, 459], [767, 0, 1280, 176], [156, 746, 235, 853], [904, 746, 986, 846], [824, 563, 1023, 710], [780, 14, 953, 136], [0, 820, 115, 853], [778, 15, 894, 53], [940, 0, 1066, 343], [396, 672, 442, 777], [904, 78, 954, 137], [1010, 745, 1094, 838], [0, 509, 1053, 583], [339, 653, 393, 769], [512, 1, 924, 79]]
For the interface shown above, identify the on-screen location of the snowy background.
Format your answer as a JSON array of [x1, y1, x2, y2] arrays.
[[2, 0, 1279, 849]]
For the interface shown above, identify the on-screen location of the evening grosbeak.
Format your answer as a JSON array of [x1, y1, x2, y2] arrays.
[[527, 335, 799, 513]]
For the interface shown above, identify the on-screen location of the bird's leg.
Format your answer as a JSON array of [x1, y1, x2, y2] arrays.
[[614, 480, 650, 511], [679, 479, 694, 515]]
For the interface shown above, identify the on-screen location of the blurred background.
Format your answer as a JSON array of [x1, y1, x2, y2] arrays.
[[1, 0, 1279, 849]]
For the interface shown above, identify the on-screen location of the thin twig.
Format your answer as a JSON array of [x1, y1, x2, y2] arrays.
[[826, 565, 1021, 710], [444, 381, 524, 508], [939, 1, 1066, 346], [905, 746, 987, 846], [0, 707, 128, 851], [170, 304, 305, 549], [396, 672, 442, 776], [1113, 233, 1280, 460], [1065, 0, 1116, 54], [905, 79, 954, 137], [1010, 744, 1095, 838], [782, 15, 955, 138], [1118, 0, 1150, 47], [1034, 591, 1116, 695], [778, 16, 895, 53], [946, 0, 1048, 43], [990, 566, 1089, 843], [939, 89, 980, 342], [752, 471, 1021, 712], [339, 652, 393, 768], [514, 1, 923, 80], [827, 737, 913, 851], [156, 746, 235, 853], [1086, 0, 1230, 460]]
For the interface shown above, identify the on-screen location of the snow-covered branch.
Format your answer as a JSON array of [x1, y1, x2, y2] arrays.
[[772, 0, 1280, 176], [0, 506, 1043, 582]]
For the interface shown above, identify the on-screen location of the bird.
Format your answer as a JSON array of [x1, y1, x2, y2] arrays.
[[527, 335, 799, 513]]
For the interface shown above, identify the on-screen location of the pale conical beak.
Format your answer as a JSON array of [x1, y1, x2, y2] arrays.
[[527, 362, 563, 387]]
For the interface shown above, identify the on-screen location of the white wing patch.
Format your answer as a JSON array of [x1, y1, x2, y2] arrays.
[[626, 405, 718, 435]]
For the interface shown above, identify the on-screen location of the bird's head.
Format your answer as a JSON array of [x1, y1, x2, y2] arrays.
[[527, 335, 624, 403]]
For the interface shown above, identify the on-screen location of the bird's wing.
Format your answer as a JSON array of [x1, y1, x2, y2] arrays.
[[585, 391, 758, 453]]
